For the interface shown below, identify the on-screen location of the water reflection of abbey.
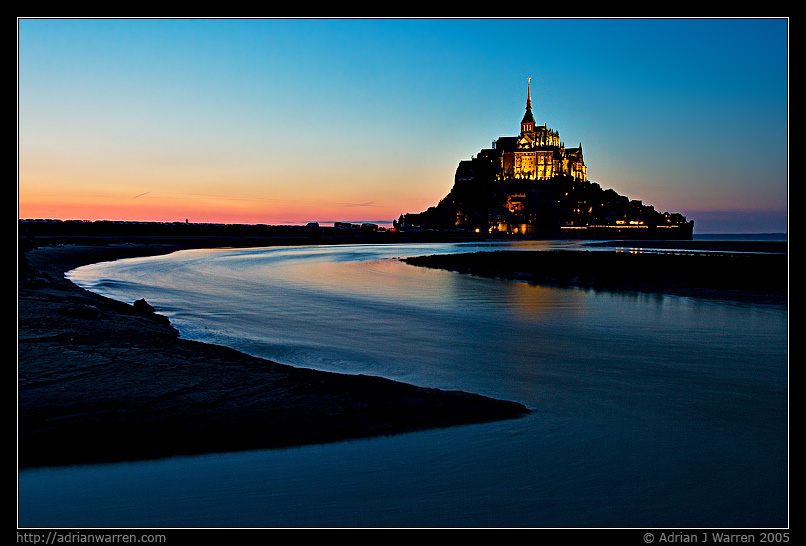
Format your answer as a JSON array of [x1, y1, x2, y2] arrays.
[[399, 79, 693, 239]]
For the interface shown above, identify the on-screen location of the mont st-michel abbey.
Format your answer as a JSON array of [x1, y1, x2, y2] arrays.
[[398, 80, 693, 239], [484, 78, 587, 184]]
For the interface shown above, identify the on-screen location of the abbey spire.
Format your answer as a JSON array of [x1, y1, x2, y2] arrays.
[[521, 77, 536, 135]]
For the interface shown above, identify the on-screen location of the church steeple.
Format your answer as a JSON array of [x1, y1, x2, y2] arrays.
[[521, 77, 536, 134]]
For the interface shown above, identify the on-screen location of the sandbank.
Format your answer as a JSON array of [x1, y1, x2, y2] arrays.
[[403, 243, 787, 306]]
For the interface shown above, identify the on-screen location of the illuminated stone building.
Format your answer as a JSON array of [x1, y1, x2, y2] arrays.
[[398, 79, 693, 239], [458, 78, 587, 184]]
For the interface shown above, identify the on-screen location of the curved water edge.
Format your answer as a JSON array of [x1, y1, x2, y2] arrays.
[[22, 240, 788, 528], [63, 240, 592, 399]]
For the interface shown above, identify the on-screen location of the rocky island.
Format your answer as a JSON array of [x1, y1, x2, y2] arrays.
[[397, 79, 694, 240]]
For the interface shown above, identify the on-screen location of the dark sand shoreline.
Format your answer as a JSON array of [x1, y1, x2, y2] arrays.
[[18, 237, 531, 469]]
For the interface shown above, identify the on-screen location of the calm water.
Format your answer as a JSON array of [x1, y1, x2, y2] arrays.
[[19, 240, 788, 528]]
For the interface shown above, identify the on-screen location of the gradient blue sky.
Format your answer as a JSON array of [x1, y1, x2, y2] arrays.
[[18, 18, 788, 233]]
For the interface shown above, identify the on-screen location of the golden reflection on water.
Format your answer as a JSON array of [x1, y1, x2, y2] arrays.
[[274, 253, 588, 324]]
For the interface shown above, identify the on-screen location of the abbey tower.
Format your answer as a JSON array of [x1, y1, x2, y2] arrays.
[[464, 78, 587, 184]]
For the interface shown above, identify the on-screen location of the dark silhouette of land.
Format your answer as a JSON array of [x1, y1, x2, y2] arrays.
[[404, 244, 787, 305], [399, 175, 695, 240]]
